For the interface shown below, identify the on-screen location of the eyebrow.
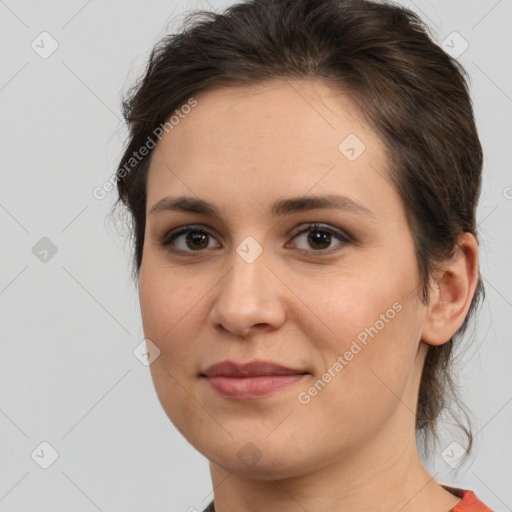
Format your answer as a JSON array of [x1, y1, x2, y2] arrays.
[[149, 193, 377, 220]]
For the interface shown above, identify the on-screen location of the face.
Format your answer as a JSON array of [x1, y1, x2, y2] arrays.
[[138, 80, 429, 478]]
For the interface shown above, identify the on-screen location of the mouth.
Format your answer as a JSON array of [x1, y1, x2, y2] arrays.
[[200, 360, 309, 399]]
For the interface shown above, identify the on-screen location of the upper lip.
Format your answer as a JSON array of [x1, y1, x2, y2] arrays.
[[201, 360, 308, 378]]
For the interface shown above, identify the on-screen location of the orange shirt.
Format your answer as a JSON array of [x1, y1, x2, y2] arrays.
[[443, 485, 494, 511]]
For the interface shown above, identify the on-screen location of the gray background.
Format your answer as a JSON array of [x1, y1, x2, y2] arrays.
[[1, 0, 511, 510]]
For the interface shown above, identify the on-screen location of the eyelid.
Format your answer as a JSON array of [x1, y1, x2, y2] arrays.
[[161, 224, 222, 248], [287, 222, 351, 242], [285, 222, 352, 252]]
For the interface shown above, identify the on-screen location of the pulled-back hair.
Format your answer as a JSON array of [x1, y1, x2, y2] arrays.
[[113, 0, 484, 463]]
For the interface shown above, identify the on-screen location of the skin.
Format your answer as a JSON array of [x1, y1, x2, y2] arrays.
[[138, 79, 479, 512]]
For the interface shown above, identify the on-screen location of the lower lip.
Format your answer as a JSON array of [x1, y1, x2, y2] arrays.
[[204, 374, 307, 398]]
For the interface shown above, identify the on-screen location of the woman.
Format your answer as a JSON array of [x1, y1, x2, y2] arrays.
[[113, 0, 493, 510]]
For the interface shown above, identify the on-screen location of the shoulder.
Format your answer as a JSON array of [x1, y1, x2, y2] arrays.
[[442, 485, 494, 512]]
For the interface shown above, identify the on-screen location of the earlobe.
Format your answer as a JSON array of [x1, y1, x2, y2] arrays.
[[421, 233, 479, 346]]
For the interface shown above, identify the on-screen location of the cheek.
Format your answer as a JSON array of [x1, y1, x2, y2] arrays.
[[305, 270, 408, 352], [138, 262, 203, 368], [138, 263, 211, 440], [300, 264, 422, 406]]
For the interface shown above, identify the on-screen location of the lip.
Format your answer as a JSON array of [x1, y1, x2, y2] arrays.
[[202, 360, 307, 377], [200, 360, 309, 399]]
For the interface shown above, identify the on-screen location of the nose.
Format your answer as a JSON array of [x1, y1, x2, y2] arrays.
[[208, 246, 286, 339]]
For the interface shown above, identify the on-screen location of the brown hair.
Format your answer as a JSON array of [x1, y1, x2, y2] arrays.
[[112, 0, 484, 463]]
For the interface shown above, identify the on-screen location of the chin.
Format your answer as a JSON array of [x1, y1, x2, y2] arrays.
[[195, 434, 314, 480]]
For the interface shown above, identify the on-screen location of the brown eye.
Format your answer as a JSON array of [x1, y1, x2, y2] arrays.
[[162, 222, 351, 257], [185, 231, 210, 250], [163, 226, 221, 253], [306, 230, 332, 250], [289, 223, 351, 253]]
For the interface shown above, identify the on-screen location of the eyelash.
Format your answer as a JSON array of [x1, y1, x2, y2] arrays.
[[161, 223, 352, 257]]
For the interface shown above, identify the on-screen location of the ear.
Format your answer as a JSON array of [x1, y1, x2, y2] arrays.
[[421, 233, 479, 346]]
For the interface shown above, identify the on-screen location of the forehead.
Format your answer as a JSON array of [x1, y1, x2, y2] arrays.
[[146, 79, 392, 215], [161, 79, 379, 152]]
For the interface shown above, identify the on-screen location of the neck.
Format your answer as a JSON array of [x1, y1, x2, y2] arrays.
[[207, 409, 460, 512]]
